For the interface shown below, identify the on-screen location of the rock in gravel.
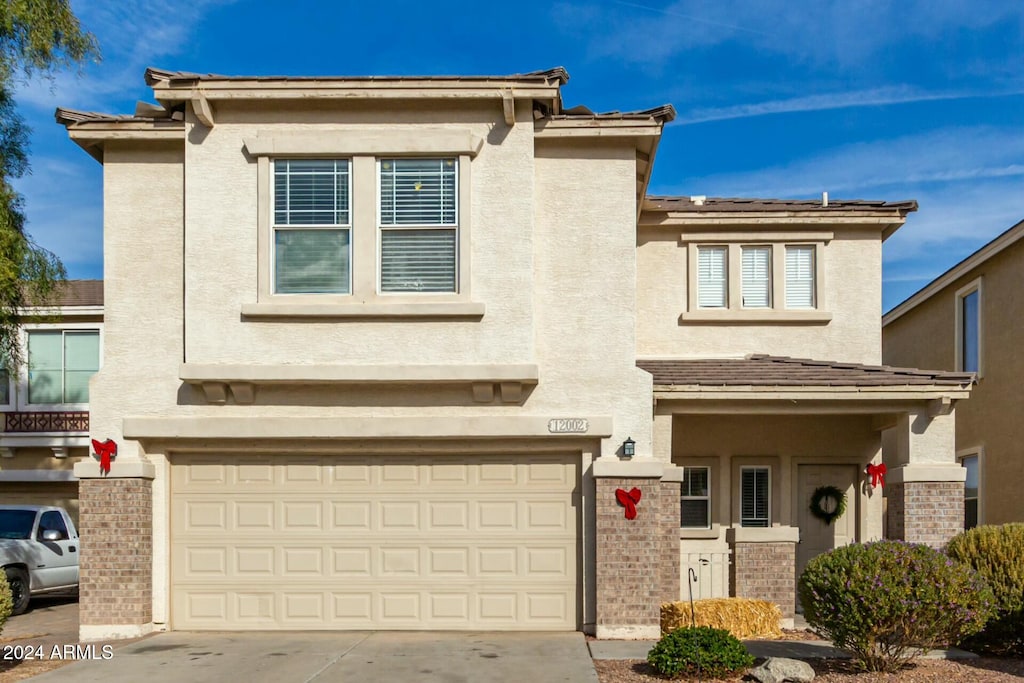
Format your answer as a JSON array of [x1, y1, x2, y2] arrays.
[[747, 657, 815, 683]]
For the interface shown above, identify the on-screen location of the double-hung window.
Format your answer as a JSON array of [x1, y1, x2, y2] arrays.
[[740, 466, 770, 527], [696, 246, 728, 308], [785, 245, 815, 309], [273, 159, 352, 294], [741, 246, 771, 308], [680, 466, 711, 528], [956, 279, 981, 374], [27, 330, 100, 404], [379, 158, 458, 293]]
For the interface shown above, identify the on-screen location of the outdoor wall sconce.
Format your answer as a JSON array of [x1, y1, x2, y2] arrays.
[[622, 437, 635, 458]]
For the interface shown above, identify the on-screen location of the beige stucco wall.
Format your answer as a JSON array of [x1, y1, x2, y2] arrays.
[[883, 238, 1024, 524], [637, 228, 883, 363]]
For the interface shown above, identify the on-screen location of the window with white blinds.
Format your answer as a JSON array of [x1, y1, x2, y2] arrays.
[[680, 466, 711, 528], [740, 467, 770, 527], [379, 158, 458, 293], [697, 246, 727, 308], [741, 246, 771, 308], [785, 246, 815, 309], [273, 159, 351, 294]]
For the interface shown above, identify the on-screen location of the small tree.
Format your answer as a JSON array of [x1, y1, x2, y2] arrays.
[[0, 1, 98, 367], [799, 540, 994, 672]]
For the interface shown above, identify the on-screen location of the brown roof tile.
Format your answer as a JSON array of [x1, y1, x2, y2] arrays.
[[55, 280, 103, 307], [555, 103, 677, 123], [144, 66, 571, 86], [644, 196, 917, 214], [638, 355, 973, 388]]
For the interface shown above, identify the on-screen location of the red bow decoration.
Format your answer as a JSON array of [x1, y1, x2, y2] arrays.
[[615, 487, 642, 520], [91, 439, 118, 474], [865, 463, 886, 488]]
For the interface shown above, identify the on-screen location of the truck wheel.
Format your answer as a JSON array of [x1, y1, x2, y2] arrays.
[[4, 567, 30, 615]]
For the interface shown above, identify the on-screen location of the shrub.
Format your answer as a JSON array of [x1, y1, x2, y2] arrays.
[[661, 598, 782, 638], [947, 523, 1024, 655], [646, 626, 754, 679], [0, 571, 11, 635], [798, 540, 995, 672]]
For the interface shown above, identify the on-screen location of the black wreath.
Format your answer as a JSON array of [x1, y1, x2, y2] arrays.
[[809, 485, 847, 525]]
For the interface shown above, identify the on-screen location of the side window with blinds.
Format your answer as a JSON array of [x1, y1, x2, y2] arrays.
[[680, 466, 711, 528], [741, 246, 771, 308], [785, 245, 815, 309], [696, 246, 727, 308], [740, 467, 770, 527], [379, 158, 458, 293], [273, 159, 352, 295]]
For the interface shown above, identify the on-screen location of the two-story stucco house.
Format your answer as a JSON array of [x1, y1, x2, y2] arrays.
[[884, 218, 1024, 529], [58, 66, 971, 642], [0, 280, 104, 525]]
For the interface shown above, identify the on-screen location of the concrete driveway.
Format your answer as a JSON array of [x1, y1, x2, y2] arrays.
[[28, 631, 599, 683]]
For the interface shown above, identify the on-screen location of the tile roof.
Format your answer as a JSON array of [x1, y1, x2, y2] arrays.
[[638, 355, 973, 387], [55, 106, 184, 126], [144, 66, 571, 86], [55, 280, 103, 307], [644, 196, 918, 214], [554, 103, 677, 123]]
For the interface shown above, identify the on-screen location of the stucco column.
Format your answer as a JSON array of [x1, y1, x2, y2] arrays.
[[73, 444, 156, 641], [884, 408, 965, 547], [592, 459, 678, 639]]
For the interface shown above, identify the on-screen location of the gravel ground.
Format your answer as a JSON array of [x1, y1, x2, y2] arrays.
[[594, 657, 1024, 682]]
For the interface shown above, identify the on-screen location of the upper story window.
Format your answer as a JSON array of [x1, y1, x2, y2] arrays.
[[272, 159, 352, 295], [956, 278, 981, 375], [741, 246, 771, 308], [696, 246, 727, 308], [379, 158, 458, 293], [27, 330, 100, 405], [680, 466, 711, 528], [740, 466, 770, 527], [785, 246, 815, 309]]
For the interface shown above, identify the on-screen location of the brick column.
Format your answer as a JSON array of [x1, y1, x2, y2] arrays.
[[730, 541, 796, 619], [74, 458, 156, 641], [886, 480, 964, 547], [593, 460, 678, 639]]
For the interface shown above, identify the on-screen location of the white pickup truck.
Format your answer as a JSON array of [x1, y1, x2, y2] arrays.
[[0, 505, 80, 615]]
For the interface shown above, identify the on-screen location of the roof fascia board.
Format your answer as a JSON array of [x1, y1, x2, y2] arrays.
[[639, 213, 905, 227], [884, 220, 1024, 325], [653, 386, 971, 400], [152, 83, 560, 102]]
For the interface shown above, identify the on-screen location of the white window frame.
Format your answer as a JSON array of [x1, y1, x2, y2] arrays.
[[376, 157, 460, 295], [683, 237, 829, 322], [784, 245, 817, 309], [739, 466, 771, 528], [270, 158, 353, 296], [957, 446, 983, 529], [954, 278, 983, 377], [680, 466, 712, 529], [741, 245, 772, 309], [17, 322, 103, 411]]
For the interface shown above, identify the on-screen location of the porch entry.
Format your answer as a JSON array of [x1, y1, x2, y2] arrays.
[[795, 464, 858, 597]]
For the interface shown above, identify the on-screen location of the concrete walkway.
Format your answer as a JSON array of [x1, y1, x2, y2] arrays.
[[26, 631, 599, 683], [588, 637, 977, 661]]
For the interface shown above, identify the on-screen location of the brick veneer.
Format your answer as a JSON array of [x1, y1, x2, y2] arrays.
[[886, 481, 963, 547], [78, 478, 153, 626], [595, 477, 679, 636], [731, 542, 795, 618]]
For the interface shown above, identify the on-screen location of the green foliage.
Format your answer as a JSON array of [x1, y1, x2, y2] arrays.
[[0, 1, 97, 367], [799, 540, 995, 672], [947, 523, 1024, 655], [0, 569, 12, 633], [646, 626, 754, 679]]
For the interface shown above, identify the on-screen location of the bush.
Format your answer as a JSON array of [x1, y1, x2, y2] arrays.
[[646, 626, 754, 679], [947, 523, 1024, 655], [0, 571, 11, 635], [661, 598, 782, 638], [798, 540, 995, 672]]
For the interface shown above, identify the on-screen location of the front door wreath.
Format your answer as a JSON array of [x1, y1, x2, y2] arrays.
[[809, 485, 847, 525]]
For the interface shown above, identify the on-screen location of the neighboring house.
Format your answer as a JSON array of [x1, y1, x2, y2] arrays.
[[57, 67, 969, 642], [883, 218, 1024, 529], [0, 280, 104, 525]]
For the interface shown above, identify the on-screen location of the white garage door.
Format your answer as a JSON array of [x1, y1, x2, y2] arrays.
[[171, 453, 580, 630]]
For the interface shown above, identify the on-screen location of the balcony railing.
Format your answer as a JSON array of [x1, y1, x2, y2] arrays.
[[4, 411, 89, 433]]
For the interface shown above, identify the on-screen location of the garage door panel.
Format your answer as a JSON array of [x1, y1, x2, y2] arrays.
[[171, 453, 580, 630]]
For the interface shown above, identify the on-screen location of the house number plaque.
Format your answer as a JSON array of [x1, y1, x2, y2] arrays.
[[548, 418, 589, 434]]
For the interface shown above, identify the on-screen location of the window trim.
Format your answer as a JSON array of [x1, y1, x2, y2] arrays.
[[250, 131, 478, 316], [680, 465, 712, 529], [741, 245, 772, 309], [954, 278, 982, 377], [18, 323, 103, 411], [683, 240, 829, 322], [957, 446, 983, 529], [695, 245, 728, 309], [739, 465, 771, 528]]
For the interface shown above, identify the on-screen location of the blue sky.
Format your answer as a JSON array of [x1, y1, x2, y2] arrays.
[[13, 0, 1024, 312]]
